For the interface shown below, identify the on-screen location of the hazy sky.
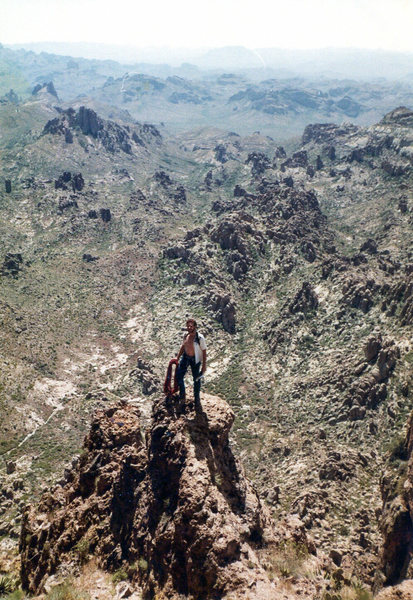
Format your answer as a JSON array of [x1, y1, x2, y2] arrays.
[[1, 0, 413, 52]]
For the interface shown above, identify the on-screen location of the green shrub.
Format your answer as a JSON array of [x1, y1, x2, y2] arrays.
[[265, 540, 309, 579], [137, 558, 148, 573], [111, 568, 128, 585], [0, 575, 14, 595], [1, 590, 24, 600], [323, 593, 341, 600], [322, 577, 373, 600], [73, 538, 90, 564]]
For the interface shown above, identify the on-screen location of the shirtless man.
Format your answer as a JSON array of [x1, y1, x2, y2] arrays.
[[176, 319, 207, 407]]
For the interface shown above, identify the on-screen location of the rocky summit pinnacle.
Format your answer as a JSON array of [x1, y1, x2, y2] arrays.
[[21, 394, 313, 599]]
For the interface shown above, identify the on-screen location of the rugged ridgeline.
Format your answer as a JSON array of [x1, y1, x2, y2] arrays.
[[20, 395, 325, 599], [2, 44, 413, 139]]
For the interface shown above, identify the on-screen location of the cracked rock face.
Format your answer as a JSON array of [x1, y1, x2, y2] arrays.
[[376, 409, 413, 593], [20, 395, 279, 599]]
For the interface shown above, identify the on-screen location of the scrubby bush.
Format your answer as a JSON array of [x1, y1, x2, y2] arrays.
[[0, 575, 14, 595], [47, 580, 90, 600], [73, 538, 90, 564], [111, 568, 128, 585], [265, 540, 309, 579]]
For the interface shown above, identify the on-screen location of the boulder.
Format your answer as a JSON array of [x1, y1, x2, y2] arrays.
[[342, 277, 379, 313], [300, 241, 317, 263], [364, 335, 382, 362], [72, 173, 85, 191], [162, 245, 189, 261], [319, 452, 358, 482], [58, 198, 78, 213], [234, 184, 247, 197], [173, 185, 186, 203], [281, 151, 308, 169], [376, 342, 400, 382], [274, 146, 286, 159], [323, 145, 336, 160], [6, 461, 16, 475], [204, 170, 213, 190], [55, 172, 72, 190]]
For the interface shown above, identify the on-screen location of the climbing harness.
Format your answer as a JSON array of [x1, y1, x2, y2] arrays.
[[164, 358, 179, 398]]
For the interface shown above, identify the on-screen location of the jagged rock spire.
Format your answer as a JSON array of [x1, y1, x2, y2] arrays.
[[20, 394, 281, 598]]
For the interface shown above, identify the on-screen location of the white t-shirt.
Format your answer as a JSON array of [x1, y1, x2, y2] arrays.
[[194, 333, 207, 365]]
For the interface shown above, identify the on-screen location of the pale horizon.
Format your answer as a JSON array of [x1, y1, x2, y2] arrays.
[[1, 0, 413, 53]]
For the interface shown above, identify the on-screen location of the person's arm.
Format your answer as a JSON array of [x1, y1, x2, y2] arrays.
[[201, 349, 207, 374]]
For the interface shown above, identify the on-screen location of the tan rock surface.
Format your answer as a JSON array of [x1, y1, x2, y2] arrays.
[[375, 579, 413, 599]]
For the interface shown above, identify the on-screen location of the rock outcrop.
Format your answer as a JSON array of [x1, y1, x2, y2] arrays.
[[43, 107, 161, 154], [20, 395, 281, 599], [32, 81, 59, 100], [376, 410, 413, 594], [246, 152, 271, 176], [381, 107, 413, 128], [54, 171, 85, 192]]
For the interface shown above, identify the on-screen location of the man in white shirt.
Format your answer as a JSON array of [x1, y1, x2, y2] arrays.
[[176, 318, 207, 407]]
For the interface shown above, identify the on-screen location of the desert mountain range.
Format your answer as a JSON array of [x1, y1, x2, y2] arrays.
[[0, 45, 412, 599]]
